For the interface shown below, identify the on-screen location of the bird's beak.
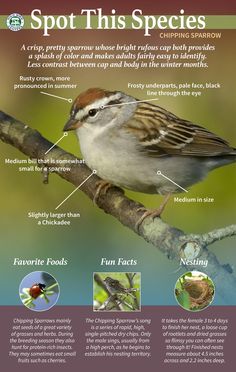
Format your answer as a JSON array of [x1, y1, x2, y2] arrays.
[[63, 117, 82, 131]]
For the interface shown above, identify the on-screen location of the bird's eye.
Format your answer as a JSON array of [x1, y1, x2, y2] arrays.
[[88, 109, 98, 117]]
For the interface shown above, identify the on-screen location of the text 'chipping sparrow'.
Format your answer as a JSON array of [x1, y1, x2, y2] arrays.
[[63, 88, 236, 220]]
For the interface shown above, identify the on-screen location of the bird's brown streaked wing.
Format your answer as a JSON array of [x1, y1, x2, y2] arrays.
[[125, 102, 233, 157]]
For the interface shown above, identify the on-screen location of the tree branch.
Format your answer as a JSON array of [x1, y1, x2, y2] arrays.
[[1, 110, 236, 302]]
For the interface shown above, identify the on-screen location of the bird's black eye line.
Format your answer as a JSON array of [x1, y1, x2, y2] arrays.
[[88, 109, 98, 117], [98, 99, 122, 111], [107, 99, 122, 106]]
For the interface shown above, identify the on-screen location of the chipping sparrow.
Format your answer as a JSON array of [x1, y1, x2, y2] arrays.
[[64, 88, 236, 220], [104, 277, 137, 295]]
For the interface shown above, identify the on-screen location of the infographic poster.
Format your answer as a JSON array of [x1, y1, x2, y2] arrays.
[[0, 1, 235, 371]]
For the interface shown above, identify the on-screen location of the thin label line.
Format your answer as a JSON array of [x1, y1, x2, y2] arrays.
[[45, 133, 68, 155], [102, 97, 159, 109], [157, 170, 188, 193], [55, 170, 97, 210], [40, 91, 72, 103]]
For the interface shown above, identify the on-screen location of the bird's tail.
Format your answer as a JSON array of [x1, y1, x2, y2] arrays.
[[207, 152, 236, 170]]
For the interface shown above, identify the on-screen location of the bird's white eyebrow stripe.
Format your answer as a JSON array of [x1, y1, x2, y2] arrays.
[[73, 94, 159, 116]]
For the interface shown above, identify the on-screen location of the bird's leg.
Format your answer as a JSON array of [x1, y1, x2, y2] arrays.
[[135, 193, 171, 231], [93, 180, 113, 205]]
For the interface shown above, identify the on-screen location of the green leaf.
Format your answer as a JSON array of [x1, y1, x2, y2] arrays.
[[42, 293, 50, 303], [20, 293, 30, 299], [177, 290, 191, 309]]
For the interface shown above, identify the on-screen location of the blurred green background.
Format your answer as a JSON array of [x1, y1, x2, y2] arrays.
[[0, 28, 235, 306]]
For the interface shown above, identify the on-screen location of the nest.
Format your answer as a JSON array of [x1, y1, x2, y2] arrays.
[[183, 280, 213, 309]]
